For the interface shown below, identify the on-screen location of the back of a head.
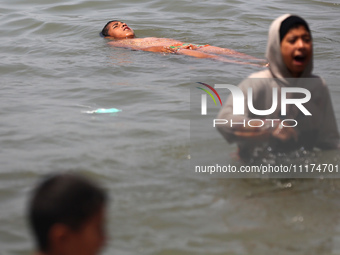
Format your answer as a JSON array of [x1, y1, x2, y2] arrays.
[[27, 173, 107, 253]]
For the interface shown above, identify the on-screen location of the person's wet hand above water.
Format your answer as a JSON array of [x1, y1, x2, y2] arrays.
[[272, 124, 298, 142]]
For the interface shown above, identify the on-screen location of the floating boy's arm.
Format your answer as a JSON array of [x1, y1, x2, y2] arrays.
[[140, 46, 176, 53], [107, 41, 145, 51], [108, 41, 175, 53]]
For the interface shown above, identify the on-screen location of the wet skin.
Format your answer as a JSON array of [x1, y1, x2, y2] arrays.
[[40, 207, 107, 255], [103, 21, 266, 66], [106, 21, 135, 39], [280, 25, 312, 77]]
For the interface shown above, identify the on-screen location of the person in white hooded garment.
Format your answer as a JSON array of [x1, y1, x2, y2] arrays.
[[216, 14, 339, 158]]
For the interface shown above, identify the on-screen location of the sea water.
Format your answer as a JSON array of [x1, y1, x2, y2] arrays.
[[1, 0, 340, 254]]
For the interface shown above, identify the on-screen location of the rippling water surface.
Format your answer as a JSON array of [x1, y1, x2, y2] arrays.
[[1, 0, 340, 254]]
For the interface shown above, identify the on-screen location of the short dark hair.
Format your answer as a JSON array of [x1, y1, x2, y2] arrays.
[[101, 20, 119, 37], [280, 15, 311, 42], [27, 173, 107, 252]]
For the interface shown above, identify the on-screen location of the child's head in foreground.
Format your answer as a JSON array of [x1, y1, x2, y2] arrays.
[[27, 173, 107, 255]]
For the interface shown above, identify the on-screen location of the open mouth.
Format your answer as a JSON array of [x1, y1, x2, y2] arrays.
[[294, 55, 306, 62], [293, 55, 306, 63], [124, 27, 130, 31]]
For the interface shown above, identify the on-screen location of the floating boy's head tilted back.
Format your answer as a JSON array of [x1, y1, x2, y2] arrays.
[[101, 20, 135, 39], [28, 173, 107, 255]]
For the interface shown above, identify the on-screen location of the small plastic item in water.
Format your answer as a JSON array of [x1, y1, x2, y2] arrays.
[[94, 108, 121, 113], [84, 108, 122, 114]]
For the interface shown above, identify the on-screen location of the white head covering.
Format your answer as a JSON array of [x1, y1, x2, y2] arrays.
[[266, 14, 313, 79]]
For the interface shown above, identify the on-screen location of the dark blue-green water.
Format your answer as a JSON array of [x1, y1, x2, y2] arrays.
[[1, 0, 340, 254]]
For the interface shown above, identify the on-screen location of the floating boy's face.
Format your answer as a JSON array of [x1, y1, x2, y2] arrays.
[[50, 207, 107, 255], [280, 25, 312, 77], [106, 21, 135, 39]]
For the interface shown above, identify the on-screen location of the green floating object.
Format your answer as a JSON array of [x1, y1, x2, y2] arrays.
[[85, 108, 122, 114]]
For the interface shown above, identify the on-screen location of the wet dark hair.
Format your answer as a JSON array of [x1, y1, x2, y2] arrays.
[[100, 20, 119, 37], [27, 173, 107, 252], [280, 15, 311, 42]]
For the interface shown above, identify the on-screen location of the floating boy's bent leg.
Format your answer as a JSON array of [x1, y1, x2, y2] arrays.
[[176, 49, 262, 66], [176, 49, 217, 59], [197, 46, 263, 60]]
